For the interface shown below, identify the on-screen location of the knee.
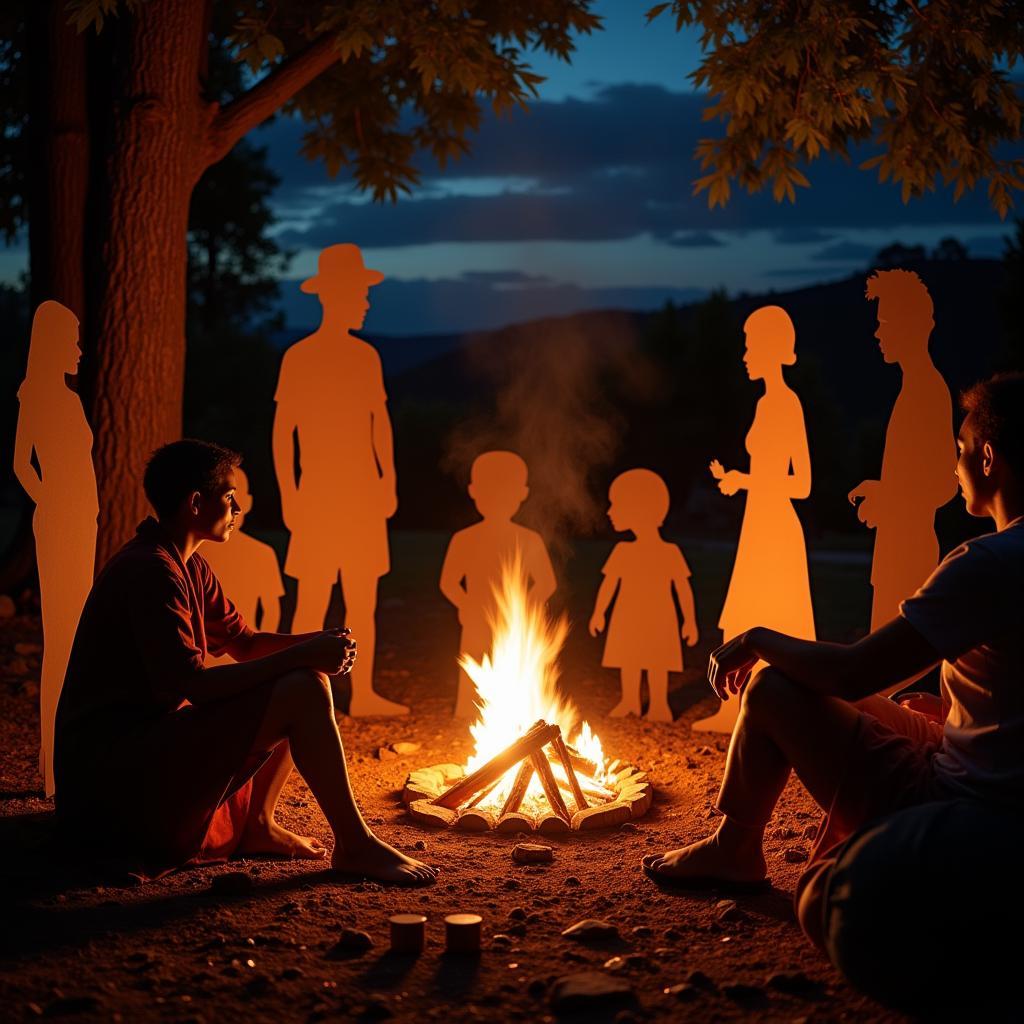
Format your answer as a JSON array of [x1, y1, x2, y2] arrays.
[[741, 666, 795, 722], [277, 669, 333, 715]]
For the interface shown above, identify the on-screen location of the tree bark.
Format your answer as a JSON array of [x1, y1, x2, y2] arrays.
[[89, 0, 212, 565]]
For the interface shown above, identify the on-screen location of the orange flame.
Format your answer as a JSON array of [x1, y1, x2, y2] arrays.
[[459, 551, 610, 813]]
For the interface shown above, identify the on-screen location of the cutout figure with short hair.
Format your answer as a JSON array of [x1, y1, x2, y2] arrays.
[[440, 451, 556, 719], [13, 301, 98, 798], [273, 243, 407, 717], [693, 305, 816, 734], [848, 270, 957, 652], [643, 373, 1024, 965], [202, 466, 284, 664], [53, 439, 436, 884], [589, 469, 698, 723]]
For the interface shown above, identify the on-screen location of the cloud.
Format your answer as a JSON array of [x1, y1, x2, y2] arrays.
[[811, 240, 878, 262], [259, 83, 1015, 250], [665, 230, 724, 247]]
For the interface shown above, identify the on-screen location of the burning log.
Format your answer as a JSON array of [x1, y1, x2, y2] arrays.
[[530, 749, 572, 824], [432, 720, 558, 810], [548, 745, 599, 779], [500, 759, 535, 817], [551, 733, 588, 813]]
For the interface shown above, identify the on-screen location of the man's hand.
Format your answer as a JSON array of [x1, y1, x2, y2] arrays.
[[708, 629, 761, 700], [381, 479, 398, 519], [710, 460, 744, 496], [295, 628, 357, 676], [589, 611, 606, 637], [681, 620, 699, 646], [848, 480, 882, 528], [280, 492, 299, 533]]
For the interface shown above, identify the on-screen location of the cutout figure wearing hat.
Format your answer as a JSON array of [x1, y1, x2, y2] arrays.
[[273, 244, 407, 716]]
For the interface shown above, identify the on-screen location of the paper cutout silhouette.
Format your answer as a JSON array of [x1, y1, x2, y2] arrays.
[[589, 469, 698, 723], [694, 305, 815, 734], [849, 270, 957, 638], [440, 451, 557, 718], [13, 300, 98, 796], [272, 244, 407, 716], [201, 467, 284, 665]]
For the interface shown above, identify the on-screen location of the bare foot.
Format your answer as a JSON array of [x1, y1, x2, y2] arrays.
[[332, 835, 437, 886], [239, 819, 327, 860], [642, 830, 767, 887], [349, 691, 410, 717], [609, 700, 641, 718], [645, 704, 674, 723]]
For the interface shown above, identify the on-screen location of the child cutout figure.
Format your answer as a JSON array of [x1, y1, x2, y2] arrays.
[[440, 451, 556, 719], [589, 469, 699, 723], [202, 467, 285, 665]]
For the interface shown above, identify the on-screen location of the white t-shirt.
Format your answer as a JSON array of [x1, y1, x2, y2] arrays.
[[900, 516, 1024, 802]]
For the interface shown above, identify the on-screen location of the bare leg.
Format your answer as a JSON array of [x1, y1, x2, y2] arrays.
[[343, 571, 408, 717], [237, 741, 328, 859], [644, 668, 862, 883], [251, 669, 434, 884], [646, 669, 673, 723], [610, 667, 642, 717], [292, 576, 334, 634], [453, 666, 479, 720]]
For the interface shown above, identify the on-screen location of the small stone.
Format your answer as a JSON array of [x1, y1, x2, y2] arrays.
[[512, 843, 553, 864], [549, 972, 635, 1013], [716, 899, 747, 924], [280, 967, 304, 980], [664, 983, 699, 1001], [377, 747, 399, 761], [696, 745, 713, 755], [506, 923, 527, 938], [508, 907, 527, 921], [413, 840, 426, 851], [631, 925, 653, 938], [803, 823, 818, 840], [561, 918, 619, 943], [563, 876, 581, 888], [326, 929, 373, 958], [210, 871, 253, 898], [0, 595, 15, 618], [390, 741, 420, 756], [662, 927, 684, 941], [771, 826, 798, 841], [491, 934, 513, 947], [604, 955, 627, 971], [408, 800, 456, 828], [685, 970, 716, 990], [619, 821, 638, 833], [783, 847, 809, 864]]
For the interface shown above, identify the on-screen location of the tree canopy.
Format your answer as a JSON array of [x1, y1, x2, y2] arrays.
[[649, 0, 1024, 216]]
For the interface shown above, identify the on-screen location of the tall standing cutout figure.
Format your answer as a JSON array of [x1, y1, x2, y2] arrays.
[[694, 305, 816, 734], [440, 451, 556, 719], [202, 466, 284, 664], [589, 469, 699, 723], [273, 244, 407, 716], [13, 301, 98, 796], [848, 270, 957, 646]]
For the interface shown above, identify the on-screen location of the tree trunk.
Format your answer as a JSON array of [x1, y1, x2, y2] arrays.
[[89, 1, 211, 566]]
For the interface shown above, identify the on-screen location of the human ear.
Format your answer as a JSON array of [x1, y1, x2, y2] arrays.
[[189, 490, 203, 515], [982, 442, 994, 477]]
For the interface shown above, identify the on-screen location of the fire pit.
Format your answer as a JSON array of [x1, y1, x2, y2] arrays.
[[403, 556, 653, 833]]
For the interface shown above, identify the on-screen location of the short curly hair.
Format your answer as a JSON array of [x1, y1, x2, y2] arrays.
[[960, 373, 1024, 476], [143, 439, 241, 520]]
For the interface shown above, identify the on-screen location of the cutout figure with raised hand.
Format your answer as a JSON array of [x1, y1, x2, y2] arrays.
[[694, 305, 815, 735], [440, 451, 556, 719], [13, 301, 98, 797], [202, 467, 284, 664], [589, 469, 698, 723], [849, 270, 957, 644], [273, 244, 407, 717]]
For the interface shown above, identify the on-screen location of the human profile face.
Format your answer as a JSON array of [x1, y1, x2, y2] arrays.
[[193, 470, 241, 542], [955, 413, 994, 519], [742, 333, 771, 381], [325, 285, 370, 331], [873, 297, 907, 365], [65, 320, 83, 374]]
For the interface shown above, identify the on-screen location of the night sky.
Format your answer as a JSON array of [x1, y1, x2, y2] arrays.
[[4, 3, 1018, 335]]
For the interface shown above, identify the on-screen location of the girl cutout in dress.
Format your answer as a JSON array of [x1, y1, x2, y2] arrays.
[[589, 469, 699, 723]]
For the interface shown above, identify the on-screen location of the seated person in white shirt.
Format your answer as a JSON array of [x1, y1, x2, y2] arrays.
[[642, 371, 1024, 953]]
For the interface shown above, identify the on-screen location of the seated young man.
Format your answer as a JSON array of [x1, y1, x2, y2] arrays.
[[643, 372, 1024, 949], [54, 439, 435, 885]]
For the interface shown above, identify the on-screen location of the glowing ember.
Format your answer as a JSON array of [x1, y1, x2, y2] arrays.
[[457, 552, 614, 817]]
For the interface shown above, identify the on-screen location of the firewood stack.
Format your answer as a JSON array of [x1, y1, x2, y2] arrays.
[[402, 720, 653, 834]]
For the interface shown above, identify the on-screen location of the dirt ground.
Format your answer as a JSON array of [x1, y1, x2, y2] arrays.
[[0, 539, 909, 1024]]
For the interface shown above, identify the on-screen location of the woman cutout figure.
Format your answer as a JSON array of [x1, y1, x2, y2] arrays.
[[693, 305, 815, 734], [590, 469, 699, 722], [13, 301, 98, 796]]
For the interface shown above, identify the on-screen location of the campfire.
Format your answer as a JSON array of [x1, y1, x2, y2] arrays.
[[403, 555, 652, 832]]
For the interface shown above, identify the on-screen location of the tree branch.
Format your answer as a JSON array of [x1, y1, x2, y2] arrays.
[[203, 32, 341, 169]]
